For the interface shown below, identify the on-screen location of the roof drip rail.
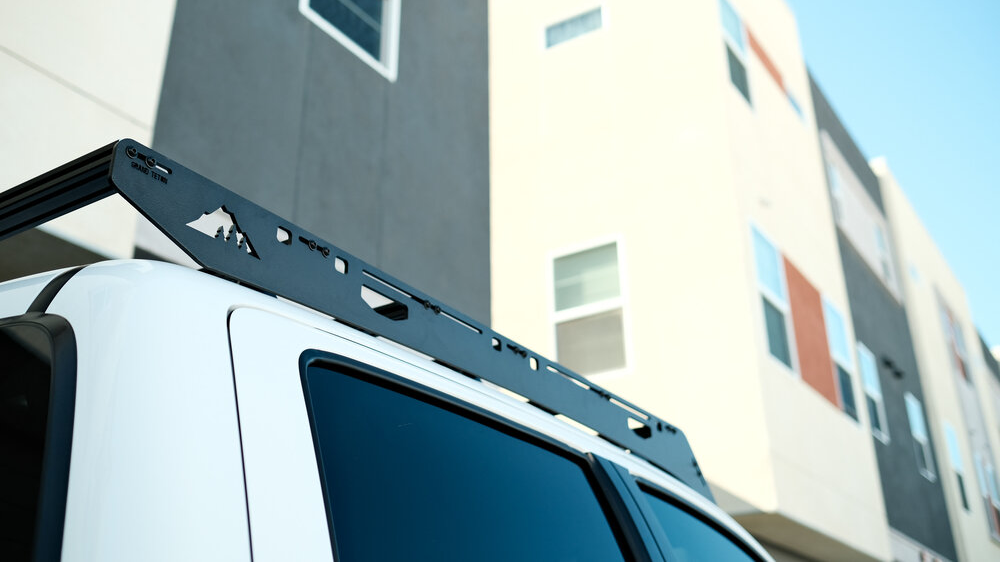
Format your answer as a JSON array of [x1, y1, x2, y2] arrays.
[[0, 139, 714, 502]]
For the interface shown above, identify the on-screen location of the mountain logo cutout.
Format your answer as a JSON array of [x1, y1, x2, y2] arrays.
[[186, 207, 259, 258]]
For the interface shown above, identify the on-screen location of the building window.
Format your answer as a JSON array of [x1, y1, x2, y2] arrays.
[[858, 343, 889, 442], [825, 163, 845, 222], [302, 361, 631, 561], [752, 227, 793, 369], [719, 0, 745, 53], [553, 242, 626, 376], [873, 224, 893, 283], [545, 7, 603, 48], [905, 393, 936, 481], [786, 91, 804, 119], [975, 454, 1000, 540], [943, 422, 970, 511], [719, 0, 750, 104], [299, 0, 401, 81], [726, 47, 751, 104], [938, 300, 970, 382], [824, 301, 857, 420]]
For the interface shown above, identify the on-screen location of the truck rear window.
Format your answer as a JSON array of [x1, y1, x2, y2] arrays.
[[302, 359, 631, 562], [0, 319, 74, 562]]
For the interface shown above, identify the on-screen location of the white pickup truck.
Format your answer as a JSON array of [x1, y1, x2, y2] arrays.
[[0, 140, 773, 562]]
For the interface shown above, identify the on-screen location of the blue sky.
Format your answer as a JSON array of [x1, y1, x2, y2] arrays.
[[784, 0, 1000, 351]]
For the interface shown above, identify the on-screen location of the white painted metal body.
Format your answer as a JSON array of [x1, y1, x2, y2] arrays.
[[1, 260, 773, 561]]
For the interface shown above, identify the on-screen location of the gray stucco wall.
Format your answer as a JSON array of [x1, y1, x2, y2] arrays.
[[981, 332, 1000, 384], [811, 74, 956, 558], [151, 0, 490, 323], [838, 232, 956, 560]]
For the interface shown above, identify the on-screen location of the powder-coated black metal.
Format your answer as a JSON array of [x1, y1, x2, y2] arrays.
[[0, 139, 713, 502]]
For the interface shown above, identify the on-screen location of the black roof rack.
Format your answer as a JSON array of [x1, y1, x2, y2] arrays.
[[0, 139, 713, 501]]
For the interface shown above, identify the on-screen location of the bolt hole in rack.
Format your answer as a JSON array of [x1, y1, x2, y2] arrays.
[[0, 139, 713, 501]]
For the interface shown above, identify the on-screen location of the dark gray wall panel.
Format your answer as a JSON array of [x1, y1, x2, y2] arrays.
[[981, 332, 1000, 384], [837, 231, 956, 560], [152, 0, 309, 218], [293, 24, 388, 271], [809, 73, 884, 214], [379, 2, 490, 321], [152, 0, 490, 323]]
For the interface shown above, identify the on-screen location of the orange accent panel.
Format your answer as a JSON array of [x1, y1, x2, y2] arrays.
[[746, 28, 784, 92], [783, 257, 839, 407]]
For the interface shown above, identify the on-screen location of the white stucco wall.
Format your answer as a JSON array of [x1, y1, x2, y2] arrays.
[[490, 0, 889, 559], [0, 0, 177, 258]]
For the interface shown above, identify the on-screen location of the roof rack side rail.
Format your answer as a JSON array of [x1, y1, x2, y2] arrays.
[[0, 139, 713, 501]]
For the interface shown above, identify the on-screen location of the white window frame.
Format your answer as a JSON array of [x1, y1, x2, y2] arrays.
[[942, 421, 970, 511], [823, 299, 858, 421], [858, 342, 889, 443], [938, 296, 971, 383], [718, 0, 751, 106], [873, 223, 893, 284], [977, 454, 1000, 541], [549, 235, 631, 380], [299, 0, 401, 82], [825, 162, 845, 223], [750, 224, 798, 374], [719, 0, 746, 58], [905, 392, 936, 481]]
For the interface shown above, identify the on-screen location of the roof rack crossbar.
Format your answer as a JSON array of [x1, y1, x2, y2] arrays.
[[0, 139, 713, 501], [0, 142, 117, 240]]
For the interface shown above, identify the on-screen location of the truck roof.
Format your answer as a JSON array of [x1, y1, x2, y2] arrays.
[[0, 258, 766, 557], [0, 139, 711, 501]]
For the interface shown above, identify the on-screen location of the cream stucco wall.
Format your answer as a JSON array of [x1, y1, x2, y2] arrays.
[[491, 1, 889, 559], [0, 0, 177, 258], [724, 1, 888, 557], [876, 158, 1000, 562]]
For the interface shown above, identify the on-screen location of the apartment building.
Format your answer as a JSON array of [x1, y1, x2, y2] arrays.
[[811, 76, 956, 561], [491, 1, 890, 559], [1, 0, 491, 321], [877, 159, 1000, 562]]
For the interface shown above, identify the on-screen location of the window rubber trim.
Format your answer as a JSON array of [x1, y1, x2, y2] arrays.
[[632, 476, 767, 561], [297, 350, 653, 562], [0, 312, 77, 562], [27, 266, 86, 314]]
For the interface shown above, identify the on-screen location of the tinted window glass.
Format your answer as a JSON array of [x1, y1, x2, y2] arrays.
[[762, 298, 791, 367], [309, 0, 383, 58], [836, 365, 857, 421], [726, 46, 750, 103], [641, 489, 756, 561], [0, 324, 54, 561], [303, 361, 630, 562], [866, 395, 882, 433]]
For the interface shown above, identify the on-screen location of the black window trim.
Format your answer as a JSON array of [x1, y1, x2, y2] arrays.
[[297, 350, 656, 562], [0, 312, 77, 562], [631, 475, 767, 561]]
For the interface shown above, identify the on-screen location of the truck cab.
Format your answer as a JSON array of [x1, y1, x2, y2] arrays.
[[1, 141, 773, 561]]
